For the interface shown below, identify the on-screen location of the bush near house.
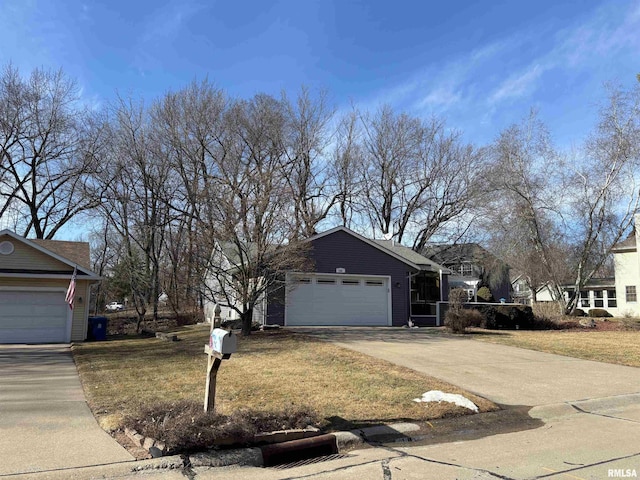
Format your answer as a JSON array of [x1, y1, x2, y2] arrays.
[[588, 308, 612, 318], [445, 288, 484, 333], [475, 304, 535, 330], [568, 308, 586, 317], [445, 309, 485, 333]]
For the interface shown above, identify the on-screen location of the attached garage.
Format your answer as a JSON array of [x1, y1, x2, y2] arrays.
[[0, 290, 70, 343], [262, 227, 448, 327], [0, 230, 100, 344], [285, 274, 391, 326]]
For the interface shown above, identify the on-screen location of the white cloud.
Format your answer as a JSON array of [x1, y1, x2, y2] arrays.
[[489, 64, 548, 103], [357, 0, 640, 131]]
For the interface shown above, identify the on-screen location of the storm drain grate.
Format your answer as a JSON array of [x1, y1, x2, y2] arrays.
[[270, 453, 352, 469]]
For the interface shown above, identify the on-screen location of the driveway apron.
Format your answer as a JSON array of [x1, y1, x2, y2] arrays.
[[0, 344, 133, 476]]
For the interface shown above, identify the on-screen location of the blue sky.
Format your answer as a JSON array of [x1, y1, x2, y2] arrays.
[[1, 0, 638, 146]]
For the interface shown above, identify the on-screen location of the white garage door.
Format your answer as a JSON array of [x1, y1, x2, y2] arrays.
[[0, 291, 69, 343], [286, 274, 391, 326]]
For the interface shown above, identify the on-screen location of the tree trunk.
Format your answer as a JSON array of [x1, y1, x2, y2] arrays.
[[136, 313, 145, 334], [240, 308, 254, 337]]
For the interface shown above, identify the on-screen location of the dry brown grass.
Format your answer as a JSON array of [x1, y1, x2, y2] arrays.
[[474, 327, 640, 367], [72, 325, 497, 432]]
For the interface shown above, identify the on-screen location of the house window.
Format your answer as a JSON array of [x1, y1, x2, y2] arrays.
[[625, 286, 636, 303], [594, 290, 604, 308], [607, 289, 617, 308], [457, 263, 473, 276], [580, 290, 590, 308]]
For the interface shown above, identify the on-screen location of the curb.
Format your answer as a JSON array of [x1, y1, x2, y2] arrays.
[[126, 422, 420, 470], [529, 392, 640, 421]]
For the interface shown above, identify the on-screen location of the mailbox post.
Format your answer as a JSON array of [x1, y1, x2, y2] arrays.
[[204, 327, 237, 412]]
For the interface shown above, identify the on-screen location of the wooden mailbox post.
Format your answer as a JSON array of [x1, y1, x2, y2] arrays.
[[204, 315, 237, 412]]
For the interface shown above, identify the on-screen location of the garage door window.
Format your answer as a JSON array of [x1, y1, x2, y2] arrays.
[[366, 280, 384, 286], [317, 278, 336, 285], [341, 279, 360, 286]]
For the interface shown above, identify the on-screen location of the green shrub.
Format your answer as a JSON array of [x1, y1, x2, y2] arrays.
[[476, 286, 493, 302], [588, 308, 612, 318]]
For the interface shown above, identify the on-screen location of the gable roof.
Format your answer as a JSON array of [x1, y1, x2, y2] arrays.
[[307, 227, 448, 272], [423, 242, 510, 271], [0, 229, 100, 279], [30, 239, 91, 270], [611, 234, 636, 253]]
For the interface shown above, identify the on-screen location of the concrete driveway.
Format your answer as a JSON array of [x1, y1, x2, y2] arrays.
[[292, 327, 640, 406], [0, 344, 134, 476]]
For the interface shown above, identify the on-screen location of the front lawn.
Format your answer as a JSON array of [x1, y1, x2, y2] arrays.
[[72, 325, 497, 434], [472, 325, 640, 367]]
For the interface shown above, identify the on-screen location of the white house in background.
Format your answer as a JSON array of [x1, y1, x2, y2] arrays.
[[202, 241, 266, 325], [611, 218, 640, 317], [517, 213, 640, 317], [516, 276, 617, 314]]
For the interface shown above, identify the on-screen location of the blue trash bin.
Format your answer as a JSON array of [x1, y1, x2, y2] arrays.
[[88, 316, 108, 341]]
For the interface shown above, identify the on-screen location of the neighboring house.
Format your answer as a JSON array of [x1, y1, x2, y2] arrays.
[[562, 278, 617, 313], [203, 240, 266, 325], [205, 227, 451, 327], [423, 243, 511, 303], [510, 273, 532, 305], [611, 224, 640, 316], [532, 278, 617, 314], [0, 230, 101, 343]]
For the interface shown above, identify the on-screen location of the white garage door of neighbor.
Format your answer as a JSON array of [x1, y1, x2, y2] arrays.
[[0, 291, 69, 343], [286, 274, 391, 326]]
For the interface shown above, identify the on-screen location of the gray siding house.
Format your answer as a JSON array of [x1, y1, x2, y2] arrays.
[[265, 227, 449, 327]]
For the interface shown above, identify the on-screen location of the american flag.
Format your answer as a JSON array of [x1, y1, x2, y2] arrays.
[[65, 267, 77, 310]]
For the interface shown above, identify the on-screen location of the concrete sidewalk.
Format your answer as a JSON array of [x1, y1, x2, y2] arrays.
[[0, 344, 134, 476]]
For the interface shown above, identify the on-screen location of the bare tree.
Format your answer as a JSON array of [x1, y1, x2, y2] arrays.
[[488, 93, 640, 311], [355, 105, 483, 247], [96, 97, 173, 329], [0, 64, 107, 238], [359, 105, 421, 239], [281, 87, 336, 238], [329, 110, 363, 228], [200, 95, 311, 336], [562, 84, 640, 310], [150, 80, 228, 317]]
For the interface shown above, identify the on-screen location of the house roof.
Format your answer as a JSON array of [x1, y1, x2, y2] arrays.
[[611, 234, 636, 253], [423, 243, 507, 268], [30, 239, 91, 270], [217, 241, 258, 266], [560, 277, 616, 289], [307, 227, 448, 273], [0, 229, 100, 279], [372, 240, 448, 272]]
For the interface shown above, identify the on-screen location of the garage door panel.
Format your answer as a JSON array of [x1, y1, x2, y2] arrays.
[[0, 291, 69, 344], [286, 275, 390, 326]]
